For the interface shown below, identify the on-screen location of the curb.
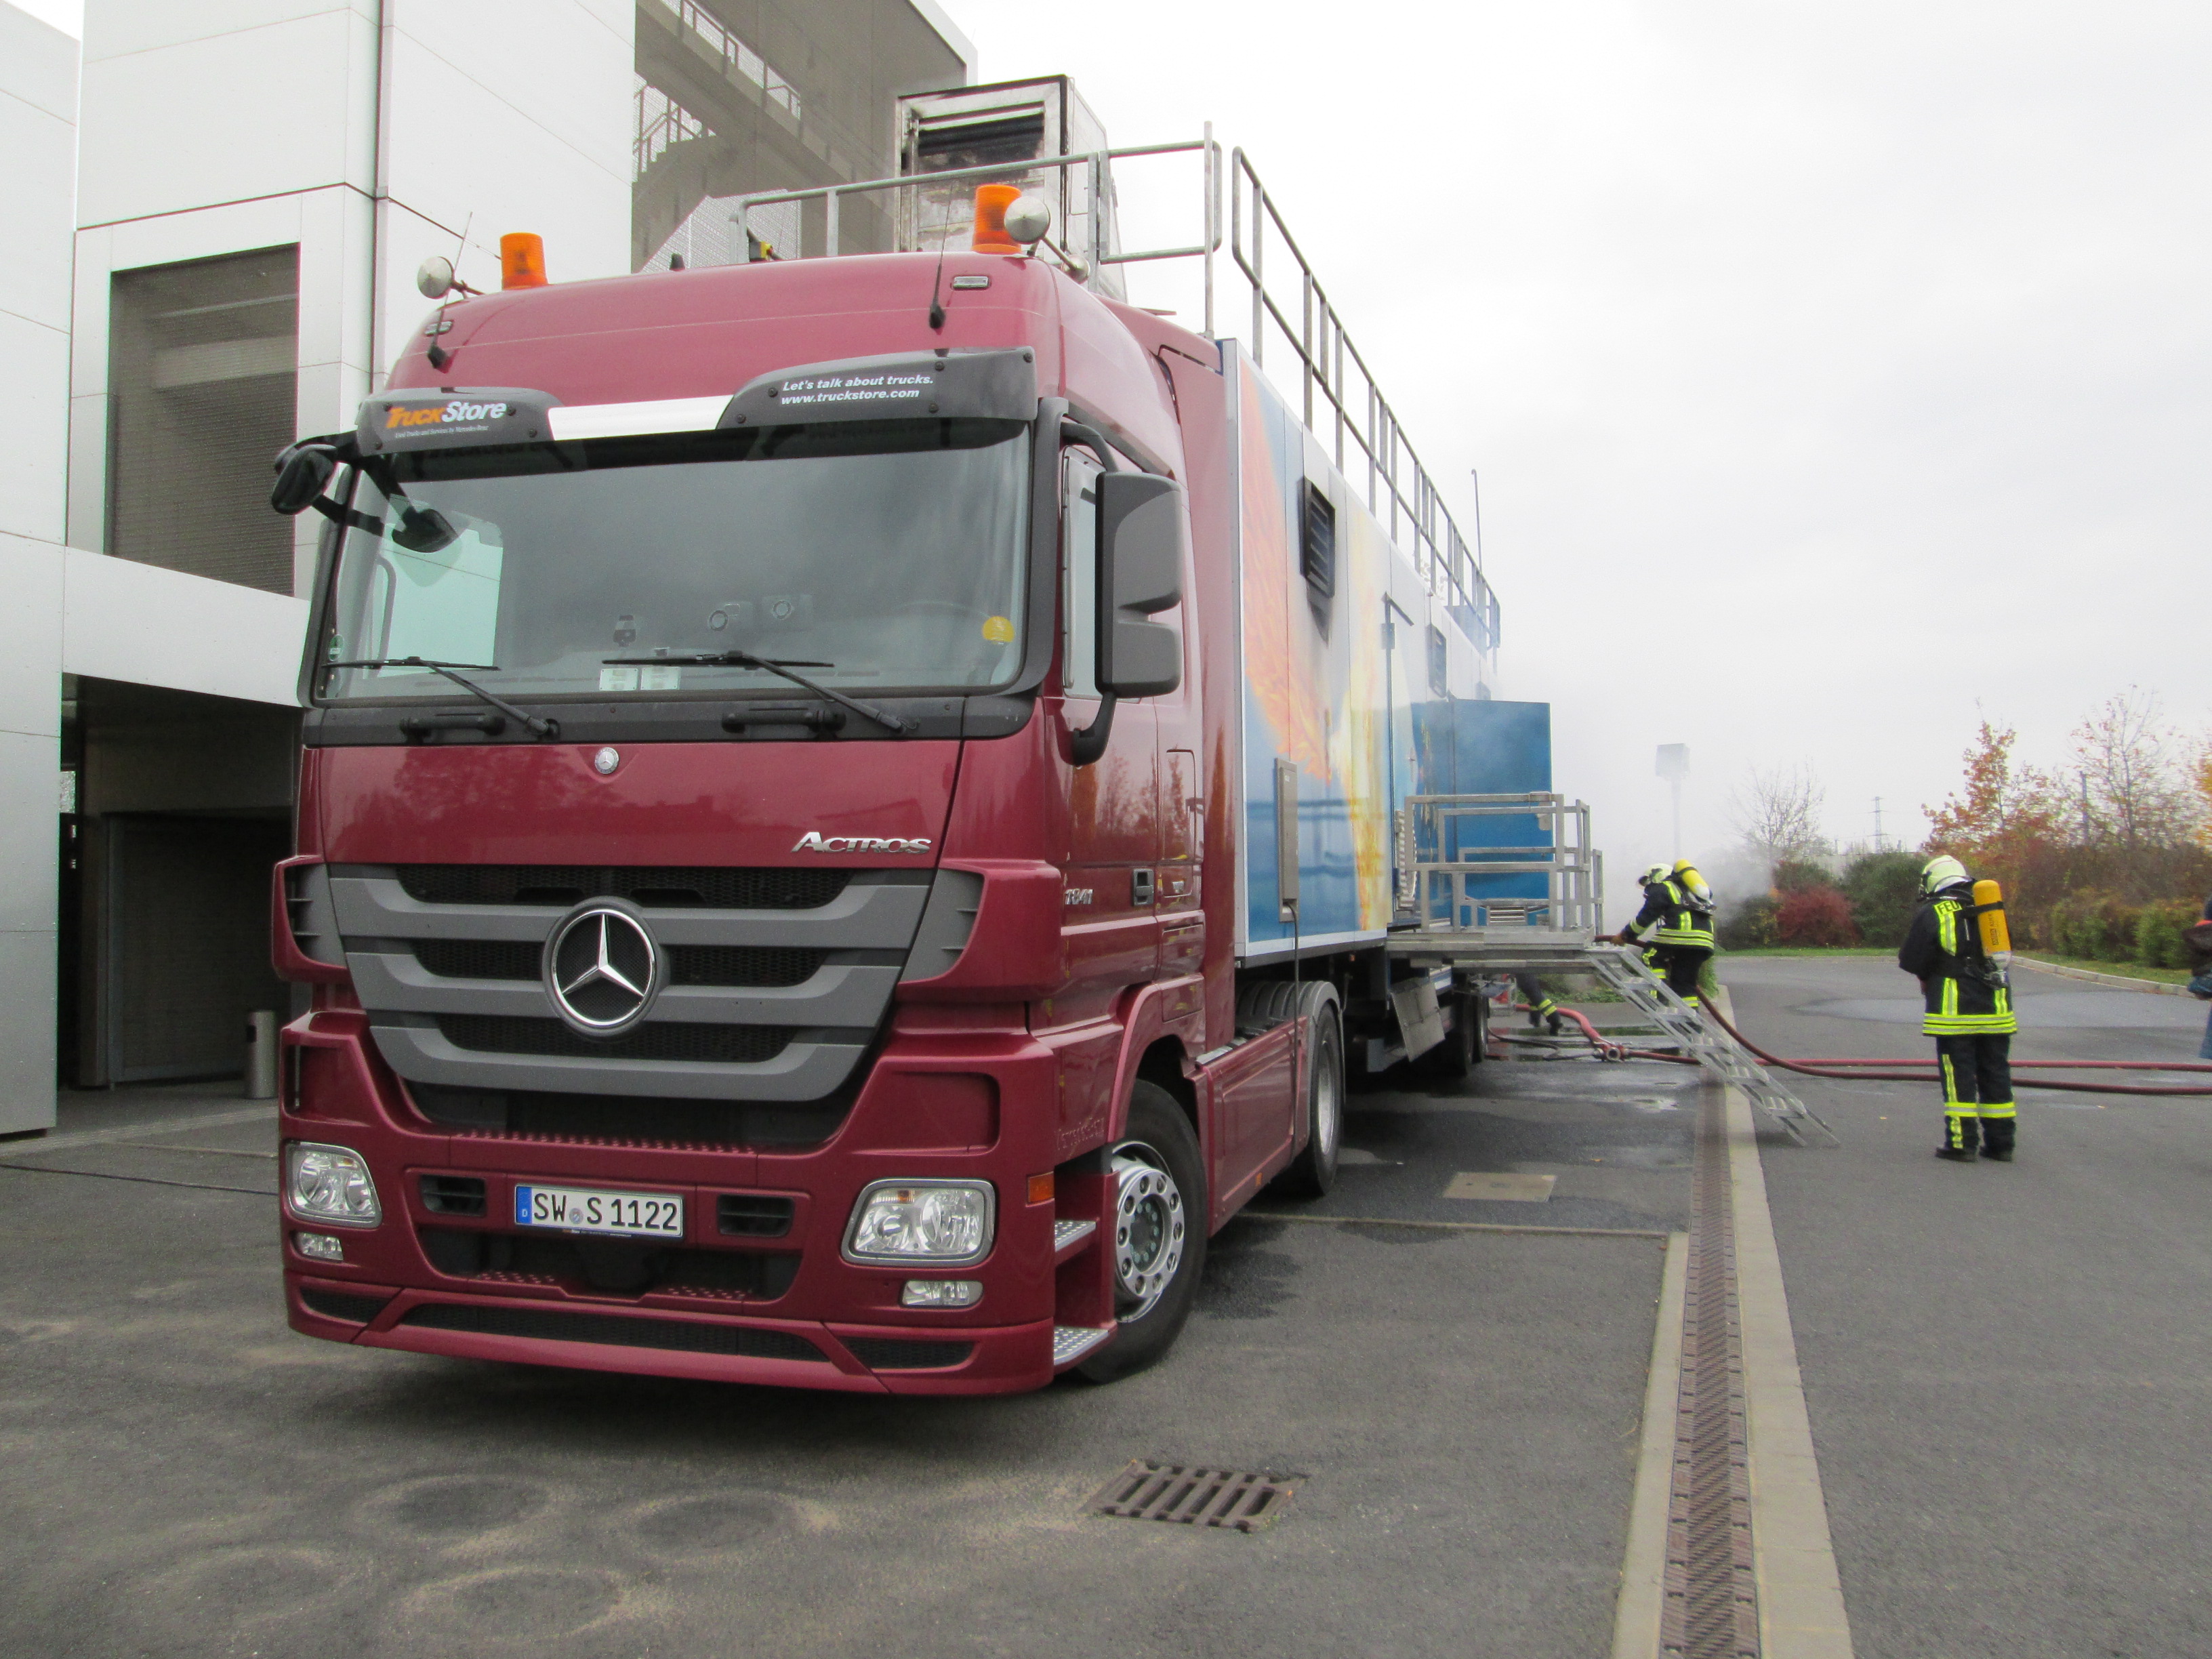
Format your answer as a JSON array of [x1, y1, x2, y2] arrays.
[[2012, 956, 2190, 998]]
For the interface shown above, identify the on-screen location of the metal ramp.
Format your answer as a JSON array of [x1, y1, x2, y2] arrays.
[[1580, 948, 1832, 1145], [1382, 791, 1832, 1143]]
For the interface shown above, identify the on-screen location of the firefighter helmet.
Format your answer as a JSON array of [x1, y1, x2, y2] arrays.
[[1639, 863, 1670, 886], [1919, 854, 1969, 896]]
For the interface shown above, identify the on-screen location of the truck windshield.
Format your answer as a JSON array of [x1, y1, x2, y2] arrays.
[[317, 417, 1030, 702]]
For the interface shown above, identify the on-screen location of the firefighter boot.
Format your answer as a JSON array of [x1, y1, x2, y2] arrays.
[[1979, 1113, 2016, 1162], [1937, 1111, 1980, 1162]]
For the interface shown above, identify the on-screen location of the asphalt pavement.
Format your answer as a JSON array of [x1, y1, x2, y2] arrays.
[[14, 958, 2196, 1658], [1721, 954, 2212, 1659], [0, 1060, 1679, 1658]]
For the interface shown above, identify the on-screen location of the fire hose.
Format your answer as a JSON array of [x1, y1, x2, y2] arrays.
[[1507, 998, 2212, 1098]]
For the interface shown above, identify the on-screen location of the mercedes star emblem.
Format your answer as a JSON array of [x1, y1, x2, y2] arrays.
[[544, 905, 661, 1035], [593, 746, 620, 775]]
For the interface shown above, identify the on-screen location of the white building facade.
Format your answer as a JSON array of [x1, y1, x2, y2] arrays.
[[1, 0, 970, 1129]]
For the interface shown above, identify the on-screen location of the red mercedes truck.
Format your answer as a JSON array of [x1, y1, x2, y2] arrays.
[[267, 121, 1512, 1394]]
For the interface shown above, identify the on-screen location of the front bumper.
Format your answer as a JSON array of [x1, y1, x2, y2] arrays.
[[279, 1005, 1105, 1396]]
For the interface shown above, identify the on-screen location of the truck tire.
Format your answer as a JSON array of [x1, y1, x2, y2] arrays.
[[1416, 991, 1479, 1082], [1076, 1082, 1208, 1384], [1273, 983, 1343, 1195]]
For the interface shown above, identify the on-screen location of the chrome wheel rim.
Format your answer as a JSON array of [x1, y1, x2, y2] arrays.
[[1312, 1022, 1340, 1162], [1109, 1142, 1187, 1319]]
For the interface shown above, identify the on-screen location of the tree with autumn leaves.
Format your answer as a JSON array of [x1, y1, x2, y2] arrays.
[[1923, 692, 2212, 954]]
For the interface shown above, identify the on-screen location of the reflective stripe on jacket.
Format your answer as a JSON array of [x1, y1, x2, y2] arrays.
[[1629, 878, 1715, 951], [1899, 893, 2016, 1036]]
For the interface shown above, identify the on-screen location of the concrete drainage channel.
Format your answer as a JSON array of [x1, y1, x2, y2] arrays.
[[1664, 1088, 1759, 1658], [1616, 1083, 1856, 1659]]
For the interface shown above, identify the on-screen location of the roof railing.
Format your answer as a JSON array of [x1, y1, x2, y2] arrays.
[[731, 131, 1498, 644]]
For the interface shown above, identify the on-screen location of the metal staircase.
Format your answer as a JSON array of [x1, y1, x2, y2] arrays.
[[1582, 947, 1833, 1144]]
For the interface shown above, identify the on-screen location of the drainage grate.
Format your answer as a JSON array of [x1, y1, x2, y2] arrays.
[[1085, 1462, 1300, 1533], [1662, 1088, 1759, 1659]]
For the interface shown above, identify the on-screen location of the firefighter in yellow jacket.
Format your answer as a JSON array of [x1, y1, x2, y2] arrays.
[[1897, 855, 2017, 1162], [1607, 861, 1715, 1008]]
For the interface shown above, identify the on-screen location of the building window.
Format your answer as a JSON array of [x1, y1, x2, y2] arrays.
[[1299, 480, 1335, 600], [1427, 624, 1450, 698], [107, 246, 299, 595]]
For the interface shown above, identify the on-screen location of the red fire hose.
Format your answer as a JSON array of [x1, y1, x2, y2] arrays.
[[1508, 998, 2212, 1098], [1697, 1002, 2212, 1098]]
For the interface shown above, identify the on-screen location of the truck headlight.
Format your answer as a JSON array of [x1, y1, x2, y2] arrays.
[[284, 1142, 381, 1227], [843, 1181, 994, 1265]]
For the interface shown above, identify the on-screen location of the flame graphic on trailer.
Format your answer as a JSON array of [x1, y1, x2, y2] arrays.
[[1235, 348, 1412, 951], [1228, 344, 1544, 951]]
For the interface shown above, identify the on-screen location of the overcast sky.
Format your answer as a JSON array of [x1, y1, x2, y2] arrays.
[[26, 0, 2207, 892], [947, 0, 2211, 886]]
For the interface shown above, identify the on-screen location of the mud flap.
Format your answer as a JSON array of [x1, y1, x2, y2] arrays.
[[1389, 977, 1445, 1060]]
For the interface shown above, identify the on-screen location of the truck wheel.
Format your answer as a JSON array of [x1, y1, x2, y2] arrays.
[[1076, 1082, 1207, 1384], [1416, 991, 1479, 1082], [1274, 984, 1343, 1195]]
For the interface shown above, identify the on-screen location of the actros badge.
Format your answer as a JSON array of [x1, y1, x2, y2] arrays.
[[544, 905, 663, 1035], [792, 832, 933, 854]]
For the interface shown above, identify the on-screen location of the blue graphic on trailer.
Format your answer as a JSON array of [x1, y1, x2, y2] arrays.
[[1411, 699, 1554, 927]]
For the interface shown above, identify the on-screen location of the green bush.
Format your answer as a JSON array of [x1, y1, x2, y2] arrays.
[[2047, 891, 2143, 962], [1841, 850, 1921, 949], [1719, 894, 1779, 949], [1773, 859, 1830, 895], [2133, 899, 2201, 969]]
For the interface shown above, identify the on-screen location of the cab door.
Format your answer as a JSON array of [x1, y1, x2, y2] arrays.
[[1052, 449, 1160, 1029]]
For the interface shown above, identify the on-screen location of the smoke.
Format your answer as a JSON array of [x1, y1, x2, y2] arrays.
[[1702, 846, 1778, 932]]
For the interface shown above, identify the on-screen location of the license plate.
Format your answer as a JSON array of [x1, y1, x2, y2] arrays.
[[514, 1185, 684, 1238]]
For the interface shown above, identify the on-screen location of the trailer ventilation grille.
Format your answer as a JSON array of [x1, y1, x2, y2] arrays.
[[1084, 1462, 1301, 1533], [401, 1301, 825, 1361], [436, 1017, 794, 1065], [298, 1288, 391, 1325], [396, 865, 852, 910]]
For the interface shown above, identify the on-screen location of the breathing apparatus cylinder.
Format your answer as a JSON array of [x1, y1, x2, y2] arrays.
[[1973, 878, 2011, 964]]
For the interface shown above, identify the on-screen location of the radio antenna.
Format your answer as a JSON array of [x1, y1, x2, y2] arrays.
[[926, 191, 954, 331]]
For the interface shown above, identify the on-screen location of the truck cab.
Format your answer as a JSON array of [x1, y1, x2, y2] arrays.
[[272, 247, 1319, 1393]]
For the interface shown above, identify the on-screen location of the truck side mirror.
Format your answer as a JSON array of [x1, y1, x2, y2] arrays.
[[1094, 471, 1184, 698], [270, 443, 337, 516]]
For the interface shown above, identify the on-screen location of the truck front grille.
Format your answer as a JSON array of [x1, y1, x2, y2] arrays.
[[406, 1083, 847, 1148], [397, 865, 850, 909], [417, 1226, 802, 1299], [436, 1016, 795, 1065], [331, 863, 954, 1128], [411, 939, 828, 987]]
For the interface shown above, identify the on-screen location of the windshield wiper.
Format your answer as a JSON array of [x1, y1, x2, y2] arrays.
[[323, 657, 560, 739], [603, 650, 914, 735]]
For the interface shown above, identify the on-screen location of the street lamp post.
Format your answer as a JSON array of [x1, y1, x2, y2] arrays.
[[1656, 744, 1689, 863]]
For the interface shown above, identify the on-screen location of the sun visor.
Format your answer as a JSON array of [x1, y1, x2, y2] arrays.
[[356, 388, 563, 455], [720, 348, 1039, 429]]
